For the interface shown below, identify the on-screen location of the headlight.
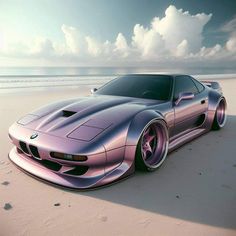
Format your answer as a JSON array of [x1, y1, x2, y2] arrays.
[[50, 152, 87, 162]]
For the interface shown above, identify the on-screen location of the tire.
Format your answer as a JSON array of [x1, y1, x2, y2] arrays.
[[212, 98, 227, 130], [135, 119, 169, 171]]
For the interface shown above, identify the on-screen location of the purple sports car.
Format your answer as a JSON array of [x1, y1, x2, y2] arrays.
[[8, 74, 227, 189]]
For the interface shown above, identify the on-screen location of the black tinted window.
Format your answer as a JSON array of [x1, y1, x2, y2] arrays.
[[174, 76, 198, 100], [96, 75, 173, 100], [191, 77, 205, 92]]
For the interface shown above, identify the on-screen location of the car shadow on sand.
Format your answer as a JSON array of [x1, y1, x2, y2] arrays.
[[75, 115, 236, 229]]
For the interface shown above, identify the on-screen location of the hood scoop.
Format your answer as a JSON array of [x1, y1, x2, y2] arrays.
[[62, 110, 77, 117], [34, 96, 148, 134]]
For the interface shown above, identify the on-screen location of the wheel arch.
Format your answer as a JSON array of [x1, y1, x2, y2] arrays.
[[126, 110, 167, 147], [121, 110, 166, 171], [207, 90, 227, 127]]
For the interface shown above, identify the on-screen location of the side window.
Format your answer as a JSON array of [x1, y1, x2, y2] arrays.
[[191, 77, 205, 93], [174, 76, 199, 100]]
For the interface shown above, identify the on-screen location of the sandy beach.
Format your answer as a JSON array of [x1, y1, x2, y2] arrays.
[[0, 78, 236, 236]]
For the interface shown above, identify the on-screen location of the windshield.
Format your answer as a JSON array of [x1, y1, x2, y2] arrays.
[[96, 75, 173, 100]]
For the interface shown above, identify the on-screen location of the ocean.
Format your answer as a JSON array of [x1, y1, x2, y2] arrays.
[[0, 66, 236, 93]]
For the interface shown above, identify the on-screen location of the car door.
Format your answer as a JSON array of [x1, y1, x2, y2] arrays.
[[171, 75, 208, 136]]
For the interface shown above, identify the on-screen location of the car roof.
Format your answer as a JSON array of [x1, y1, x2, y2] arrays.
[[123, 73, 192, 78]]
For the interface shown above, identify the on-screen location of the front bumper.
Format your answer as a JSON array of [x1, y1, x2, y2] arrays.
[[9, 147, 107, 189], [8, 123, 135, 189], [9, 147, 134, 189]]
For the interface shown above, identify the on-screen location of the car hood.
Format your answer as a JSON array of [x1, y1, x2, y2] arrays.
[[18, 95, 165, 139]]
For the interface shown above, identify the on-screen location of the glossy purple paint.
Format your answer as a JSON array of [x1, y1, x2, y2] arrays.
[[8, 75, 227, 189]]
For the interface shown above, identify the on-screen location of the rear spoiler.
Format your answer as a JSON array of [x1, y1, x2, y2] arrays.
[[200, 81, 222, 94]]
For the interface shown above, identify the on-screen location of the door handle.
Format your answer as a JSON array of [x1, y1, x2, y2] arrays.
[[201, 100, 205, 104]]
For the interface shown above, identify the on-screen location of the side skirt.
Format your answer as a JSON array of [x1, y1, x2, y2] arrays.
[[168, 128, 208, 153]]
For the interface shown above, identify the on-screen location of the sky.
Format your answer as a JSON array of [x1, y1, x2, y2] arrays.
[[0, 0, 236, 67]]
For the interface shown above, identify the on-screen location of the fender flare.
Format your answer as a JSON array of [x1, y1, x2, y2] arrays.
[[126, 110, 166, 146], [121, 110, 167, 175], [207, 90, 227, 127]]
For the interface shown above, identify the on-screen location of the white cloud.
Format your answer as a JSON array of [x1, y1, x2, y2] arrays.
[[30, 37, 55, 56], [114, 33, 129, 57], [61, 24, 85, 54], [132, 24, 165, 58], [0, 5, 235, 67], [85, 36, 102, 57], [194, 44, 223, 58], [220, 16, 236, 54], [221, 16, 236, 33], [226, 35, 236, 52], [151, 5, 212, 54], [0, 32, 5, 50], [128, 5, 212, 59], [176, 39, 189, 57]]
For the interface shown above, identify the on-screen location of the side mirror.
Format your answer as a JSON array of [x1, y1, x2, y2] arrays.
[[91, 88, 98, 94], [175, 92, 194, 106]]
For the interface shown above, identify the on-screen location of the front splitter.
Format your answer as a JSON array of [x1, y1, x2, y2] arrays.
[[9, 147, 134, 190]]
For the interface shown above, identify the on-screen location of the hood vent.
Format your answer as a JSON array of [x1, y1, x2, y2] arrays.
[[62, 110, 77, 117]]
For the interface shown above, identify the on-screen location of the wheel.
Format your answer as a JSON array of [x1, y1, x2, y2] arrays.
[[212, 98, 227, 130], [135, 120, 169, 171]]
